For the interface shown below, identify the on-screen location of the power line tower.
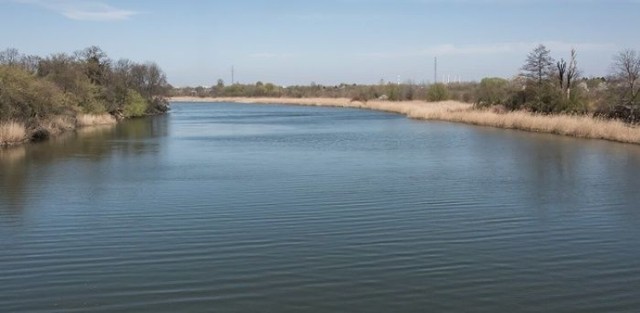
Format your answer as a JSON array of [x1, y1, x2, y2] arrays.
[[434, 57, 438, 84]]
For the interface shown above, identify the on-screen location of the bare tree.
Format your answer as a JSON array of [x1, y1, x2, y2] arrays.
[[522, 44, 555, 85], [19, 54, 41, 74], [612, 49, 640, 106], [557, 49, 580, 99], [556, 58, 567, 90], [0, 48, 20, 66], [566, 49, 579, 99], [37, 53, 84, 93]]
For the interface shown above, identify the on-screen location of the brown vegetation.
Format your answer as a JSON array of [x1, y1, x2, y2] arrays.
[[171, 45, 640, 124], [169, 45, 640, 145], [76, 114, 117, 127], [170, 97, 640, 144], [0, 121, 27, 145]]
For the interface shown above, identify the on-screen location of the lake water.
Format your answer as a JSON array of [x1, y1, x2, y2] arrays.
[[2, 102, 640, 312]]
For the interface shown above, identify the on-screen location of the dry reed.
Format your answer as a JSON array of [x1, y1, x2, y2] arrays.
[[40, 115, 76, 136], [76, 114, 117, 127], [0, 121, 27, 145], [169, 97, 640, 144]]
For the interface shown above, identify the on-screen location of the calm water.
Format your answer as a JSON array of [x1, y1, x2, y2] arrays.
[[2, 102, 640, 312]]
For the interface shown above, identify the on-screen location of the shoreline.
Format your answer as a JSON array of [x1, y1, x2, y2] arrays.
[[0, 114, 117, 147], [169, 96, 640, 145]]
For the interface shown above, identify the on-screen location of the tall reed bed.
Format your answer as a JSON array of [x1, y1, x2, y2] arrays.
[[76, 114, 117, 127], [0, 121, 27, 145]]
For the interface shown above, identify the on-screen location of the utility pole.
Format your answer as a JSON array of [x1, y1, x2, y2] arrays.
[[434, 57, 438, 84], [231, 66, 235, 85]]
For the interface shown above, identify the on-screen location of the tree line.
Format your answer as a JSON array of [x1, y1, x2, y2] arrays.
[[0, 46, 170, 127], [475, 45, 640, 123], [171, 79, 467, 103], [172, 45, 640, 124]]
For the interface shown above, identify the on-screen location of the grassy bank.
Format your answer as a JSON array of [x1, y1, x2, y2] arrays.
[[1, 46, 170, 147], [170, 97, 640, 144]]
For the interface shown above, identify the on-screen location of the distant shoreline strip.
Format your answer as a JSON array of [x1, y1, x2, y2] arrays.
[[168, 97, 640, 145]]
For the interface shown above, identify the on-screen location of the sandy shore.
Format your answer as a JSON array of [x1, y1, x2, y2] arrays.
[[169, 97, 640, 144]]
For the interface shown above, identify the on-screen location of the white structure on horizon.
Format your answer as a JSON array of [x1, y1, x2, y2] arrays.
[[441, 75, 464, 84]]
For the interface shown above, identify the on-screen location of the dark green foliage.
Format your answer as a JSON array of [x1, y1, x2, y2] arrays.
[[504, 81, 588, 114], [81, 46, 110, 86], [0, 65, 66, 124], [123, 90, 148, 118], [386, 84, 401, 101], [524, 83, 567, 113], [426, 83, 450, 101], [521, 44, 555, 85], [503, 45, 588, 114], [475, 78, 509, 108]]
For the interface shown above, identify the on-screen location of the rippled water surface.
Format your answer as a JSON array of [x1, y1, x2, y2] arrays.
[[2, 102, 640, 312]]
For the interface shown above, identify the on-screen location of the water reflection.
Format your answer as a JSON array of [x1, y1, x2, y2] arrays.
[[469, 127, 640, 220], [0, 146, 27, 213], [0, 115, 169, 213], [2, 103, 640, 313]]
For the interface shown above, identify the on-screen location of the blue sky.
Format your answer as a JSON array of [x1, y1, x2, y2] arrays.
[[1, 0, 639, 86]]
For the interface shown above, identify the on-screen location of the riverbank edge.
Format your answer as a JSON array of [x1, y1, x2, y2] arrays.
[[169, 96, 640, 145], [0, 114, 118, 147]]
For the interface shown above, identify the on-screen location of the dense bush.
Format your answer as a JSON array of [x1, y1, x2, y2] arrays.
[[426, 83, 450, 101], [123, 90, 148, 118], [0, 46, 170, 125], [0, 65, 66, 124], [475, 77, 509, 108]]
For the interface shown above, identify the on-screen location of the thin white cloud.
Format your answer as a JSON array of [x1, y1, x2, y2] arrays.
[[360, 41, 617, 58], [14, 0, 138, 21]]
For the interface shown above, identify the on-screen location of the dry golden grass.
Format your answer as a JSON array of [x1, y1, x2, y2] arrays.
[[76, 114, 117, 127], [0, 121, 27, 145], [1, 114, 117, 147], [169, 96, 640, 144], [40, 115, 76, 136]]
